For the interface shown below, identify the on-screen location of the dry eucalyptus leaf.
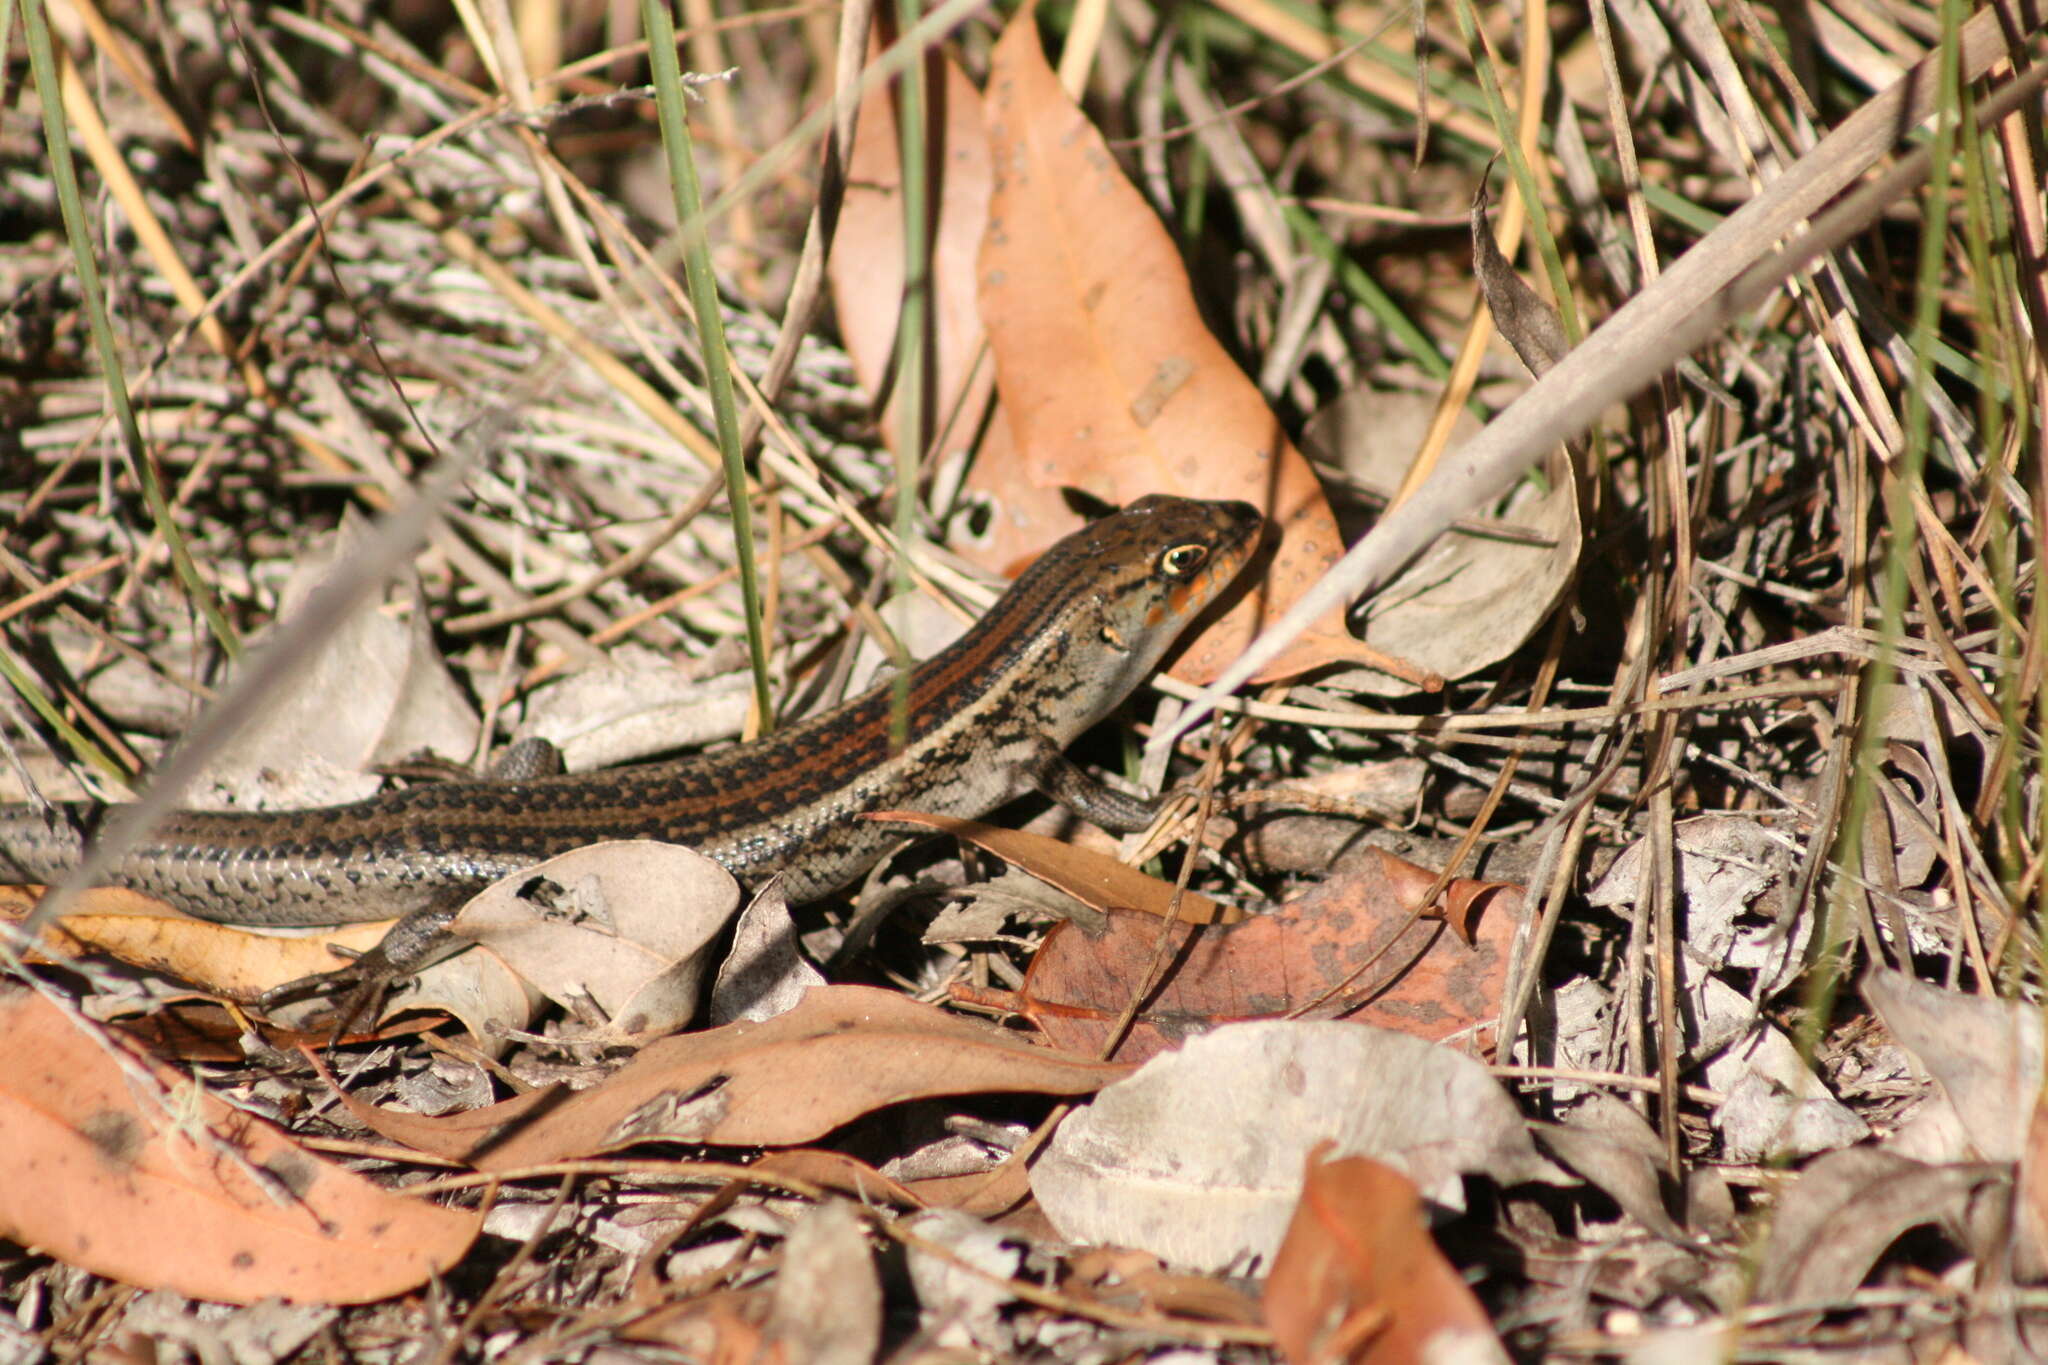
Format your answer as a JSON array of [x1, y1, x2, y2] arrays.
[[0, 885, 523, 1043], [3, 884, 385, 996], [826, 25, 1080, 583], [1588, 816, 1798, 977], [1263, 1148, 1510, 1365], [469, 985, 1130, 1168], [1533, 1095, 1690, 1244], [977, 2, 1353, 684], [1589, 818, 1811, 1061], [922, 870, 1093, 945], [1302, 389, 1579, 699], [1703, 1020, 1868, 1162], [0, 986, 477, 1304], [375, 949, 538, 1052], [1874, 742, 1943, 889], [1031, 1021, 1563, 1271], [1753, 1147, 2007, 1307], [832, 28, 996, 482], [763, 1201, 880, 1365], [989, 847, 1521, 1063], [1472, 180, 1570, 379], [874, 812, 1230, 927], [709, 879, 823, 1026], [515, 648, 754, 771], [452, 840, 741, 1040], [904, 1209, 1028, 1353], [1863, 967, 2044, 1164], [194, 515, 478, 809]]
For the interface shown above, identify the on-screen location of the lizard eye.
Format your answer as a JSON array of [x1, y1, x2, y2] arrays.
[[1157, 542, 1210, 579]]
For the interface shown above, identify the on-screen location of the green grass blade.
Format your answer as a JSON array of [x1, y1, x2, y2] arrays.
[[20, 0, 239, 664], [638, 0, 775, 733]]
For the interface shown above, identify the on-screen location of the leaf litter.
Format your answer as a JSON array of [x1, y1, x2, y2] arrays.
[[0, 0, 2044, 1359]]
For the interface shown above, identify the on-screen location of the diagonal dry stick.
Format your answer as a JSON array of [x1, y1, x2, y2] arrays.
[[1157, 0, 2048, 754]]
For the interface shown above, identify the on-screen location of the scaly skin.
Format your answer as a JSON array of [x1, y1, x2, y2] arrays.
[[0, 496, 1262, 928]]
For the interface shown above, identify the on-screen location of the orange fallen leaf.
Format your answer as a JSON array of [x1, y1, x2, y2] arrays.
[[961, 848, 1521, 1062], [417, 985, 1134, 1169], [829, 25, 1118, 581], [0, 985, 476, 1304], [111, 1002, 437, 1063], [977, 4, 1360, 683], [833, 27, 997, 458], [869, 810, 1236, 923], [0, 884, 516, 1039], [1263, 1145, 1507, 1365], [1, 882, 390, 999]]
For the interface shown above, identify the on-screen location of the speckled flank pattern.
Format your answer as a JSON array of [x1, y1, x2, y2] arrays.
[[0, 496, 1263, 923]]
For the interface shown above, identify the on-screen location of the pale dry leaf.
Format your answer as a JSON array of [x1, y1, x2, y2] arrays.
[[904, 1208, 1027, 1353], [1863, 967, 2044, 1164], [709, 878, 823, 1026], [2017, 1098, 2048, 1282], [1587, 816, 1798, 976], [1031, 1021, 1563, 1271], [111, 1293, 337, 1364], [515, 648, 753, 771], [1876, 742, 1943, 888], [764, 1201, 880, 1365], [452, 840, 741, 1040], [1753, 1147, 2006, 1306], [1532, 1095, 1690, 1243], [1302, 389, 1578, 699], [1704, 1021, 1868, 1162], [374, 948, 538, 1052], [195, 514, 478, 809]]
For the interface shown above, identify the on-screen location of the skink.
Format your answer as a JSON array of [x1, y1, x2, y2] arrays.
[[1, 496, 1262, 981]]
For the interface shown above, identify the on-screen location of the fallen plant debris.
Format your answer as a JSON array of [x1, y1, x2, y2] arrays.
[[0, 986, 478, 1305], [952, 844, 1522, 1062], [0, 0, 2044, 1360], [1262, 1145, 1509, 1365]]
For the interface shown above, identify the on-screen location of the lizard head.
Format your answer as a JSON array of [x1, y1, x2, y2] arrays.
[[896, 493, 1266, 751], [1084, 493, 1265, 643], [1019, 493, 1266, 722]]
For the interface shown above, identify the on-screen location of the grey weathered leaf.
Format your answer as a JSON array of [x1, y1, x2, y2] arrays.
[[1864, 967, 2044, 1163], [1032, 1021, 1564, 1271], [1472, 177, 1569, 378], [1754, 1147, 2005, 1305]]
